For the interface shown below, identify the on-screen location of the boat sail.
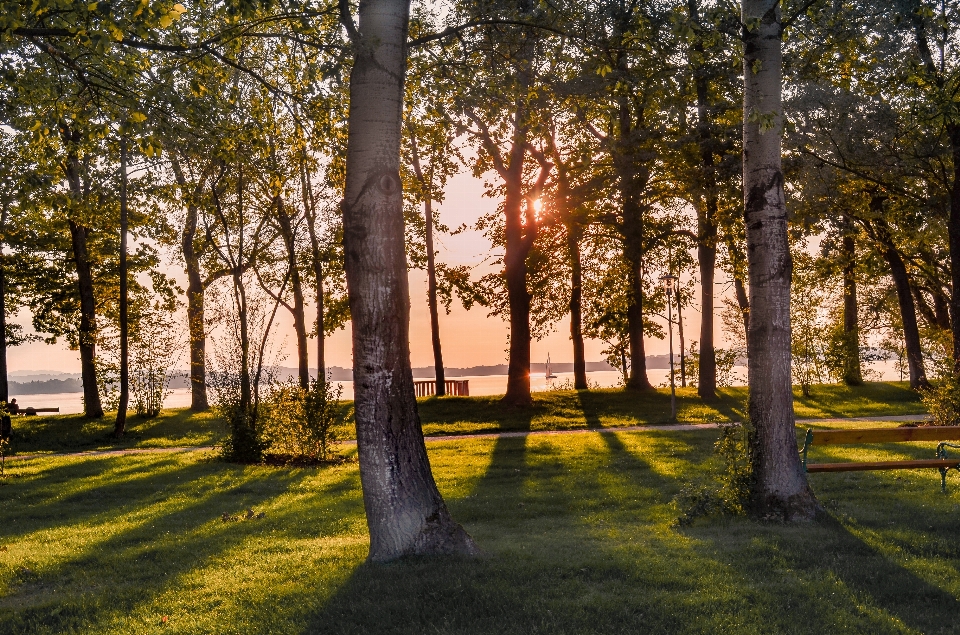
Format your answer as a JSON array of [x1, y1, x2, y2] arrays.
[[545, 353, 557, 379]]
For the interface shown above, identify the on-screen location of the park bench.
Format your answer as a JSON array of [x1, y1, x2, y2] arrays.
[[800, 426, 960, 492]]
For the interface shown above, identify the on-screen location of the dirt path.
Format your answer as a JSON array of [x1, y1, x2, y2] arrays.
[[4, 413, 929, 464]]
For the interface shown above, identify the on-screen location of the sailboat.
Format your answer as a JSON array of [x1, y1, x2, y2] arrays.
[[545, 353, 557, 379]]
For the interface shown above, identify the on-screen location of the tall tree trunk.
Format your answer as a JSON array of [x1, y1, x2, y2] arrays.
[[172, 156, 210, 411], [569, 226, 587, 390], [115, 137, 129, 436], [677, 291, 687, 387], [840, 214, 862, 385], [547, 128, 587, 390], [408, 132, 445, 395], [340, 0, 477, 561], [689, 0, 718, 400], [868, 211, 929, 390], [616, 97, 652, 392], [63, 135, 103, 418], [948, 124, 960, 375], [742, 0, 818, 519], [884, 246, 928, 390], [301, 161, 327, 380], [0, 238, 7, 407], [424, 197, 445, 395], [275, 196, 310, 389], [69, 219, 103, 418]]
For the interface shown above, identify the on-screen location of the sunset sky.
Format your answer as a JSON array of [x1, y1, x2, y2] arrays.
[[8, 168, 714, 374]]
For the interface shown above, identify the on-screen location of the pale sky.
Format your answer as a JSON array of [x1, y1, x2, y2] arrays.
[[8, 170, 698, 374]]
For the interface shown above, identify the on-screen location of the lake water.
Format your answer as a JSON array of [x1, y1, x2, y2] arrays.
[[11, 360, 909, 415]]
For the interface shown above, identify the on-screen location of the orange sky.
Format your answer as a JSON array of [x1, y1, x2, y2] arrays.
[[8, 171, 706, 373]]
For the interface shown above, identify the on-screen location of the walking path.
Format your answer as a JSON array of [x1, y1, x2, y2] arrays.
[[3, 413, 930, 464]]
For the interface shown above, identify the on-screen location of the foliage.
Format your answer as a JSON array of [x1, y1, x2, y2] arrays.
[[209, 361, 265, 464], [260, 377, 345, 462], [675, 421, 754, 526], [129, 302, 182, 417], [920, 375, 960, 427], [684, 341, 741, 388]]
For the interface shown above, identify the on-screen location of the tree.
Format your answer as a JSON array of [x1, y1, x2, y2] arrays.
[[339, 0, 477, 560], [741, 0, 818, 519]]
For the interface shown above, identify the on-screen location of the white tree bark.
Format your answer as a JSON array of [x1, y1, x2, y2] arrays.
[[742, 0, 819, 519], [340, 0, 478, 561]]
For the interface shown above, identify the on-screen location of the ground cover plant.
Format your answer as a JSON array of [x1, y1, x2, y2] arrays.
[[2, 381, 926, 458], [1, 425, 958, 634]]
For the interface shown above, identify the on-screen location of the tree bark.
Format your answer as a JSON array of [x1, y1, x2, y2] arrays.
[[677, 291, 687, 387], [884, 245, 928, 389], [0, 233, 7, 407], [69, 219, 103, 418], [569, 225, 587, 390], [340, 0, 477, 561], [499, 103, 539, 406], [115, 137, 129, 436], [689, 0, 718, 400], [424, 197, 445, 395], [172, 156, 210, 411], [615, 97, 653, 392], [948, 123, 960, 375], [742, 0, 818, 520], [408, 132, 445, 395], [840, 215, 862, 385], [866, 211, 929, 390], [275, 195, 310, 389], [301, 161, 327, 380]]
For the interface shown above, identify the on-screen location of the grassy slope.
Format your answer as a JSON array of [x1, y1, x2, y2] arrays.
[[1, 429, 958, 634], [3, 381, 925, 456]]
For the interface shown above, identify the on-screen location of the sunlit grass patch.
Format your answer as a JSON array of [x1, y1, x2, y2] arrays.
[[2, 422, 958, 634]]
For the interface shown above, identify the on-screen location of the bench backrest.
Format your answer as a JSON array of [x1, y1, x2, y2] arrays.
[[809, 426, 960, 445]]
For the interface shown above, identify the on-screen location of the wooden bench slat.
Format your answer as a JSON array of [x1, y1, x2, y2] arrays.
[[810, 426, 960, 445], [807, 459, 960, 473]]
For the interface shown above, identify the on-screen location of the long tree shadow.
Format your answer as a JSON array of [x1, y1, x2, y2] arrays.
[[0, 453, 364, 634]]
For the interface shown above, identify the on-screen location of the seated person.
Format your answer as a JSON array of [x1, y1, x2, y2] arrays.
[[7, 398, 18, 414]]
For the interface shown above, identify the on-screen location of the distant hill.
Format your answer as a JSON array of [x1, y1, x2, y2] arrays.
[[10, 378, 84, 395], [4, 358, 677, 394]]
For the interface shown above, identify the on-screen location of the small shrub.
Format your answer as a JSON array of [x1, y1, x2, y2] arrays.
[[675, 420, 754, 526], [261, 377, 345, 462], [210, 368, 266, 464], [920, 375, 960, 426]]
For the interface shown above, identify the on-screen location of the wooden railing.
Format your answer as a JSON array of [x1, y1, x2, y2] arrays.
[[413, 380, 469, 397]]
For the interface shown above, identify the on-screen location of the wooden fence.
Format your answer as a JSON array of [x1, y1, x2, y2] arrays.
[[413, 380, 469, 397]]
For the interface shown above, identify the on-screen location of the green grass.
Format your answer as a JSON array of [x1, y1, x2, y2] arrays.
[[3, 381, 925, 457], [415, 380, 926, 436], [4, 408, 225, 456], [1, 425, 959, 634]]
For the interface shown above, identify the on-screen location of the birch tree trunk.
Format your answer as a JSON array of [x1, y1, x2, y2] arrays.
[[340, 0, 477, 561], [742, 0, 818, 519]]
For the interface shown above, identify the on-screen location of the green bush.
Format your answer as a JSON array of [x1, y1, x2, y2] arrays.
[[261, 377, 345, 462], [920, 375, 960, 427], [675, 420, 754, 526]]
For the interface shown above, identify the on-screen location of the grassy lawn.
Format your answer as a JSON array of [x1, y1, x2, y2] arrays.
[[1, 426, 959, 634], [3, 381, 926, 457]]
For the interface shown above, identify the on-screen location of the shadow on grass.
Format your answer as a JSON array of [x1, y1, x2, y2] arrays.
[[7, 409, 224, 455], [303, 426, 960, 635], [0, 454, 362, 634]]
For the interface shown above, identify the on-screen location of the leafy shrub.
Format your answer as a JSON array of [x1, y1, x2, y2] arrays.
[[261, 377, 345, 462], [920, 375, 960, 427], [683, 342, 742, 388], [210, 368, 265, 463], [675, 421, 754, 526]]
